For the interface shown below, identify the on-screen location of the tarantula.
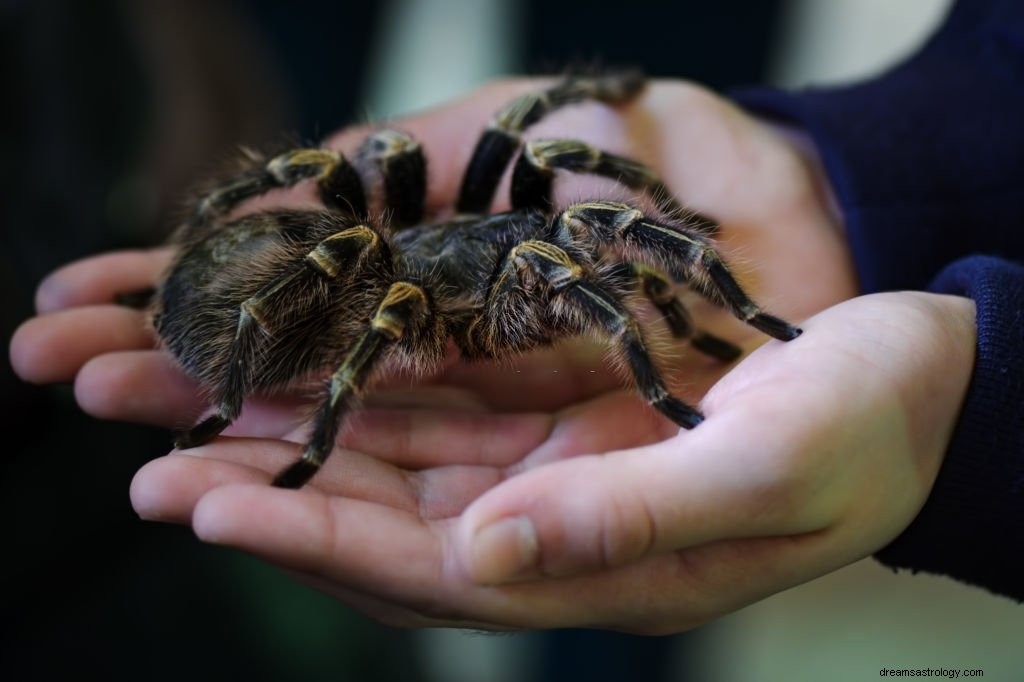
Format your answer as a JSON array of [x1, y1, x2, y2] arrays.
[[153, 72, 801, 489]]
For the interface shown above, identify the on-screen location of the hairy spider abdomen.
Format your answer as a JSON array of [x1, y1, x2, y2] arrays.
[[156, 210, 390, 396]]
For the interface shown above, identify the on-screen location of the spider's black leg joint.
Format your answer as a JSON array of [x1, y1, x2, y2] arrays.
[[172, 291, 273, 449], [172, 276, 291, 449], [273, 281, 432, 488], [620, 330, 705, 429], [319, 160, 367, 217], [272, 458, 321, 490], [701, 256, 802, 341], [690, 332, 744, 362], [355, 129, 426, 228], [303, 224, 384, 278], [457, 129, 520, 213], [511, 139, 716, 235], [456, 72, 648, 215], [572, 201, 801, 342], [564, 278, 704, 429], [189, 169, 279, 232], [268, 149, 368, 218], [511, 139, 624, 210], [174, 414, 232, 449], [509, 240, 704, 429], [273, 326, 388, 488], [188, 148, 368, 237], [618, 261, 742, 362]]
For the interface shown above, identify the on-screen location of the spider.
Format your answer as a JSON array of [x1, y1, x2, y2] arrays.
[[153, 72, 801, 489]]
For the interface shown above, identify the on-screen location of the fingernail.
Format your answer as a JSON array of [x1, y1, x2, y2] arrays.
[[469, 516, 539, 585]]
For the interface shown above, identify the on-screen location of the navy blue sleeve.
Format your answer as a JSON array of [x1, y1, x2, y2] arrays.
[[875, 256, 1024, 600], [735, 0, 1024, 294], [732, 0, 1024, 600]]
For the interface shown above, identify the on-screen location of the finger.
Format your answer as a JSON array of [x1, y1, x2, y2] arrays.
[[132, 436, 507, 522], [74, 350, 201, 426], [339, 388, 675, 472], [73, 348, 312, 440], [432, 341, 621, 411], [134, 395, 675, 527], [453, 294, 957, 587], [11, 306, 155, 384], [339, 408, 552, 469], [190, 486, 486, 623], [131, 440, 411, 520], [362, 384, 489, 412], [129, 438, 472, 525], [35, 249, 172, 313], [131, 451, 270, 524], [452, 393, 841, 586], [288, 570, 504, 630], [188, 481, 843, 632], [520, 390, 679, 468], [427, 326, 737, 413]]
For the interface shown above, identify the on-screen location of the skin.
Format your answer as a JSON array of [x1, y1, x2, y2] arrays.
[[9, 79, 976, 633]]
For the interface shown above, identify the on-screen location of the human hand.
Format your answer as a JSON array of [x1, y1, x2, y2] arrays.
[[114, 291, 975, 633], [8, 77, 874, 632]]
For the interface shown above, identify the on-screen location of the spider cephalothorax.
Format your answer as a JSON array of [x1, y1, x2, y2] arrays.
[[154, 72, 801, 489]]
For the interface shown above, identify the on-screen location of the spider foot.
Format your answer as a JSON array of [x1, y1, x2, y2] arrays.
[[653, 394, 705, 429], [173, 413, 231, 449], [747, 313, 803, 342], [272, 458, 320, 489]]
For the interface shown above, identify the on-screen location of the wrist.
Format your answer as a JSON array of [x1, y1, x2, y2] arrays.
[[757, 119, 844, 235]]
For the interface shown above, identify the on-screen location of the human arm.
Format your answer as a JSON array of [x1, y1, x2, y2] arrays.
[[731, 0, 1024, 598]]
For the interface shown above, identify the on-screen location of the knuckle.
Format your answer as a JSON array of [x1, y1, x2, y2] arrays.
[[599, 486, 657, 569]]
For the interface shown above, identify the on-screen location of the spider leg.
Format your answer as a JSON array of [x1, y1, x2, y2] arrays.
[[557, 201, 802, 341], [173, 225, 385, 450], [187, 148, 367, 236], [510, 138, 717, 234], [354, 129, 426, 228], [456, 71, 645, 213], [485, 239, 704, 428], [273, 281, 434, 488], [607, 262, 741, 362]]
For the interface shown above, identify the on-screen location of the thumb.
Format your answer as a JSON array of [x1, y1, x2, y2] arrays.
[[454, 421, 827, 585]]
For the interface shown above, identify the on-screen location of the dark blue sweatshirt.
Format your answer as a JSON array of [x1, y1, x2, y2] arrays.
[[735, 0, 1024, 601]]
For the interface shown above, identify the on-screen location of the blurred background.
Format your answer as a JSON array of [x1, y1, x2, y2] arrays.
[[3, 0, 1022, 680]]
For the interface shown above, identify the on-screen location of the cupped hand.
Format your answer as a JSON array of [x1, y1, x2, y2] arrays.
[[8, 77, 873, 632], [124, 291, 976, 633]]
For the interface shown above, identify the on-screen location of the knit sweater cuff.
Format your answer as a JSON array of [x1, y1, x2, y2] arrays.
[[874, 256, 1024, 600]]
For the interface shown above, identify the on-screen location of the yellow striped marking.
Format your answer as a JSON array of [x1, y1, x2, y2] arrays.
[[305, 225, 378, 277], [267, 148, 340, 183], [372, 282, 429, 339]]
